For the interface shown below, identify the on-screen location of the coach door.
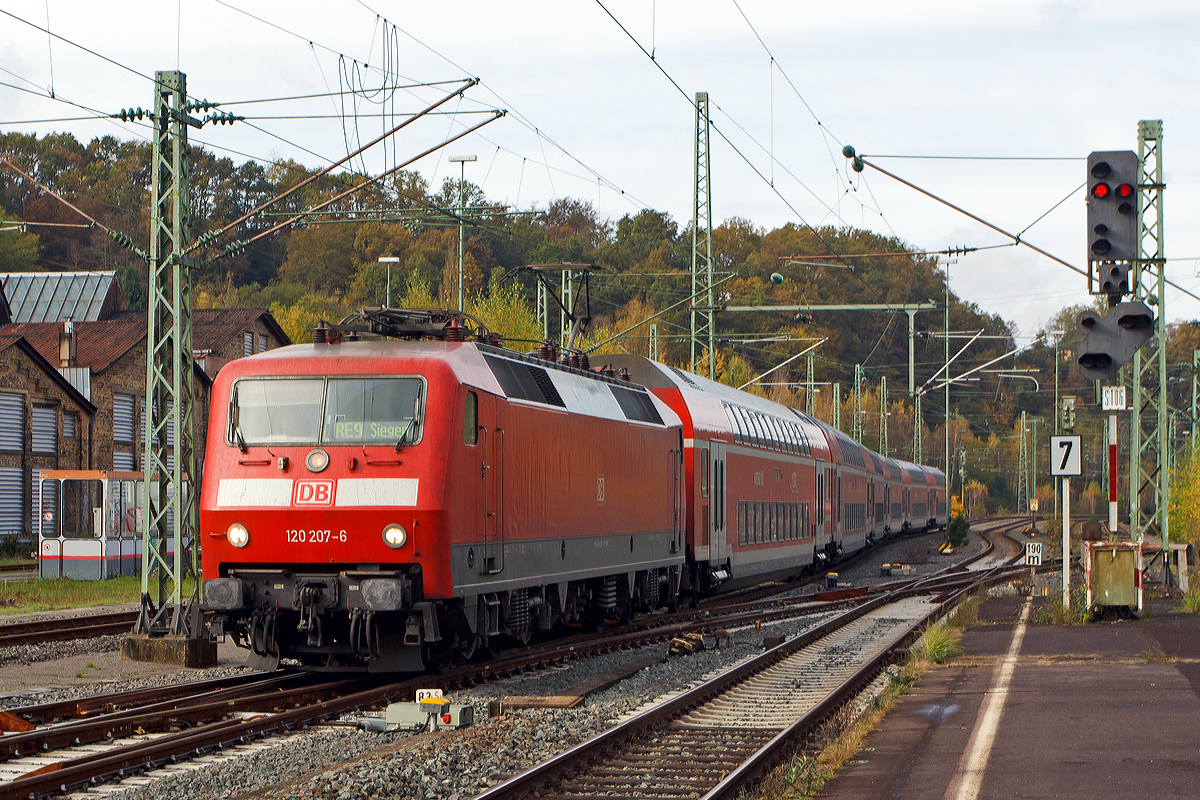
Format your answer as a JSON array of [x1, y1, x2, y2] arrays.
[[709, 441, 728, 565], [480, 397, 505, 575]]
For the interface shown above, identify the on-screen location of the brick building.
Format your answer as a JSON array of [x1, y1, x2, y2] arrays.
[[0, 334, 95, 538], [0, 274, 290, 538]]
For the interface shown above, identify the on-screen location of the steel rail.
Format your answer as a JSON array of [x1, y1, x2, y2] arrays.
[[470, 519, 1027, 800], [0, 611, 140, 648]]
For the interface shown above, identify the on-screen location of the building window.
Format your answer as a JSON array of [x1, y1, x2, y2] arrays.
[[63, 413, 76, 440], [0, 466, 22, 537], [113, 394, 134, 444], [31, 406, 57, 454], [0, 393, 21, 451], [258, 333, 268, 353], [243, 332, 254, 357]]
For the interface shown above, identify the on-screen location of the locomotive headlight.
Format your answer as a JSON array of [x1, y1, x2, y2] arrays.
[[226, 523, 250, 548], [305, 448, 330, 473], [382, 524, 408, 549]]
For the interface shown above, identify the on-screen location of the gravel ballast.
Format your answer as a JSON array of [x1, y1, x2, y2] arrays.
[[87, 610, 841, 800]]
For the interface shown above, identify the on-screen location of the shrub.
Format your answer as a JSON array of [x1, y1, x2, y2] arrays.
[[946, 512, 970, 548]]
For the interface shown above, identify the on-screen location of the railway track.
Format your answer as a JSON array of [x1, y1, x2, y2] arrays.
[[0, 518, 1036, 798], [0, 612, 140, 649], [471, 519, 1033, 800]]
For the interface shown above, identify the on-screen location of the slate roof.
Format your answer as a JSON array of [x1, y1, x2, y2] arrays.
[[0, 271, 127, 323]]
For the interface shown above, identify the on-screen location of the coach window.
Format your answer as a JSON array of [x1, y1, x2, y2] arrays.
[[463, 391, 478, 445], [725, 405, 743, 445], [700, 448, 710, 498], [733, 407, 750, 444], [763, 417, 780, 451], [749, 413, 766, 449]]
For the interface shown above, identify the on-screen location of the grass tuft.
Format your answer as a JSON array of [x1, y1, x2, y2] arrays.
[[912, 621, 962, 665], [1175, 583, 1200, 615]]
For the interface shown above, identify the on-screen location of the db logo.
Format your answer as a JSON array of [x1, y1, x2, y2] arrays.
[[293, 480, 335, 506]]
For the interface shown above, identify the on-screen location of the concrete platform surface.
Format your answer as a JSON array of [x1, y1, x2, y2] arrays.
[[821, 596, 1200, 799]]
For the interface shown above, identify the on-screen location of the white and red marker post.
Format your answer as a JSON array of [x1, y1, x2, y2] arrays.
[[1109, 415, 1118, 534]]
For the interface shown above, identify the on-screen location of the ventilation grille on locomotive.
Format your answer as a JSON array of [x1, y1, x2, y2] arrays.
[[484, 354, 566, 408], [610, 385, 664, 425], [668, 366, 699, 387]]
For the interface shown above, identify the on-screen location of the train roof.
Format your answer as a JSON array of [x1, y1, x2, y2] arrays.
[[216, 339, 683, 431], [604, 354, 831, 457], [604, 354, 947, 481]]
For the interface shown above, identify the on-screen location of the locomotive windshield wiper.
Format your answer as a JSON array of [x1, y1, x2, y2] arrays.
[[234, 426, 248, 454], [394, 419, 414, 453]]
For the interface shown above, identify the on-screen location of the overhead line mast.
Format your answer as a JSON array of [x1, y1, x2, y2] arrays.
[[691, 91, 715, 379], [1130, 121, 1170, 566]]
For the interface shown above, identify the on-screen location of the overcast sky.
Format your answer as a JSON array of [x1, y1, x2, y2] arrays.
[[2, 0, 1199, 338]]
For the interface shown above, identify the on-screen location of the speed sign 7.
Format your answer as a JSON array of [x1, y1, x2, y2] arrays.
[[1050, 435, 1082, 476]]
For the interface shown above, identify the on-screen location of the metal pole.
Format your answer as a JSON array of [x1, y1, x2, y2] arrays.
[[378, 256, 399, 309], [690, 92, 715, 379], [1054, 336, 1059, 513], [448, 154, 476, 312], [1063, 476, 1071, 609], [879, 375, 888, 457], [806, 354, 815, 416], [907, 309, 916, 396], [1109, 414, 1118, 533], [944, 263, 950, 478], [1193, 351, 1199, 455], [458, 160, 466, 312]]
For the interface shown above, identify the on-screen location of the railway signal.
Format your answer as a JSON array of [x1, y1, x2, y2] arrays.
[[1075, 301, 1155, 381], [1061, 396, 1077, 431], [1087, 151, 1138, 295]]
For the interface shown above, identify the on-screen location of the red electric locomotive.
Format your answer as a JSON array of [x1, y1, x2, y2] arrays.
[[201, 310, 945, 672], [201, 311, 685, 671]]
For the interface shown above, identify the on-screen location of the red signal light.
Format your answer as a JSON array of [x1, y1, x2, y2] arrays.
[[1115, 183, 1134, 198], [1092, 182, 1110, 199]]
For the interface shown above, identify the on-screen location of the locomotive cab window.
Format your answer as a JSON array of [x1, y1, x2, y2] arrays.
[[231, 379, 325, 444], [324, 378, 423, 445], [230, 377, 425, 446], [463, 391, 478, 445]]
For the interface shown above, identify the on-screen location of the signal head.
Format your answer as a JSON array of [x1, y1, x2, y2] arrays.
[[1086, 150, 1139, 280]]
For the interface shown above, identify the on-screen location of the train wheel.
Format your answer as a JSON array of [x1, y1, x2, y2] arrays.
[[422, 642, 454, 674], [458, 634, 480, 661]]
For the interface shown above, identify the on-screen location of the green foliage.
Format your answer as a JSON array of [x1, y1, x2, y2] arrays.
[[0, 228, 39, 272], [947, 594, 981, 629], [1176, 582, 1200, 615], [269, 294, 349, 344], [1033, 587, 1088, 624], [0, 536, 30, 560], [912, 621, 962, 664], [947, 511, 970, 548], [1170, 452, 1200, 546]]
